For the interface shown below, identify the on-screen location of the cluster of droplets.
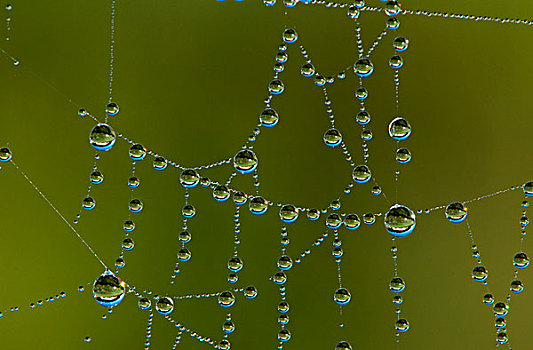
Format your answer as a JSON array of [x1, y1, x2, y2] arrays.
[[273, 225, 292, 349]]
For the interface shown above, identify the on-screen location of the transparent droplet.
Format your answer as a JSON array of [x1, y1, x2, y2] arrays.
[[278, 301, 290, 313], [115, 257, 125, 269], [513, 252, 529, 269], [387, 17, 400, 30], [385, 0, 401, 16], [93, 270, 126, 307], [372, 185, 382, 195], [249, 196, 268, 215], [282, 28, 298, 43], [269, 79, 284, 95], [326, 213, 342, 229], [82, 197, 95, 210], [361, 129, 373, 141], [393, 37, 409, 52], [123, 220, 135, 232], [385, 205, 416, 237], [153, 156, 168, 170], [228, 257, 244, 272], [472, 266, 488, 282], [482, 293, 494, 305], [129, 144, 147, 161], [389, 277, 405, 293], [105, 102, 119, 116], [129, 199, 143, 213], [355, 111, 371, 125], [495, 317, 506, 329], [334, 288, 351, 305], [179, 230, 192, 243], [347, 6, 359, 19], [335, 341, 353, 350], [234, 150, 258, 174], [155, 296, 174, 315], [182, 204, 196, 218], [90, 171, 104, 185], [138, 297, 151, 310], [355, 87, 368, 100], [276, 51, 288, 63], [393, 295, 403, 305], [122, 237, 134, 251], [280, 205, 299, 223], [179, 169, 200, 188], [244, 286, 258, 299], [78, 108, 88, 117], [0, 147, 11, 162], [445, 202, 467, 223], [493, 302, 509, 317], [89, 124, 116, 151], [277, 255, 293, 271], [273, 272, 287, 285], [344, 214, 361, 230], [218, 291, 235, 308], [389, 55, 404, 69], [278, 329, 291, 342], [388, 117, 411, 140], [264, 0, 276, 6], [496, 332, 508, 345], [324, 128, 342, 147], [353, 58, 374, 77], [260, 108, 279, 127], [395, 148, 412, 163], [84, 336, 91, 343], [511, 280, 524, 294], [363, 213, 376, 225], [301, 63, 315, 77], [278, 314, 289, 325], [213, 185, 231, 202], [395, 318, 410, 333], [352, 165, 372, 184], [307, 208, 320, 221], [178, 248, 191, 262], [223, 321, 236, 334], [233, 191, 247, 205], [128, 176, 140, 188], [218, 340, 231, 350]]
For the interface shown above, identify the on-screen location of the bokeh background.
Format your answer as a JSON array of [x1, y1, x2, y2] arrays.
[[1, 0, 532, 349]]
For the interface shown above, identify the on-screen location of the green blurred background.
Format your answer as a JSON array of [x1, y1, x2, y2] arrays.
[[1, 0, 533, 348]]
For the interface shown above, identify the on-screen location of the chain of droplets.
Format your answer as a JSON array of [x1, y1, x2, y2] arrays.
[[365, 27, 388, 58], [143, 309, 153, 350], [417, 184, 524, 215], [163, 315, 219, 349], [107, 0, 116, 107], [73, 153, 99, 226], [227, 205, 241, 284], [389, 237, 409, 342], [172, 330, 183, 350], [115, 160, 138, 273], [221, 313, 233, 345], [170, 189, 191, 284], [5, 3, 11, 41], [332, 229, 347, 327], [0, 290, 67, 319], [275, 225, 291, 348], [294, 230, 329, 264]]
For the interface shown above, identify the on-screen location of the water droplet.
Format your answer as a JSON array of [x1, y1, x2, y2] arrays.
[[445, 202, 467, 223], [344, 214, 361, 230], [493, 302, 509, 317], [395, 318, 409, 333], [233, 191, 248, 205], [353, 58, 374, 77], [128, 176, 140, 188], [495, 317, 506, 329], [347, 6, 359, 19], [352, 165, 372, 184], [278, 329, 291, 342], [483, 293, 494, 305], [178, 248, 191, 262], [393, 37, 409, 52], [179, 230, 192, 243], [179, 169, 200, 188], [155, 296, 174, 315], [472, 266, 488, 282], [82, 197, 95, 210], [524, 181, 533, 196], [138, 297, 151, 310], [84, 336, 91, 343], [335, 341, 353, 350], [389, 277, 405, 293], [129, 199, 143, 213], [123, 220, 135, 232], [388, 117, 411, 140], [387, 17, 400, 30], [122, 237, 134, 251], [277, 255, 293, 271], [278, 301, 290, 313], [89, 124, 116, 151], [307, 209, 320, 221], [234, 150, 258, 174], [153, 156, 168, 170], [244, 286, 258, 299], [372, 185, 382, 195], [228, 257, 244, 272], [334, 288, 351, 305], [213, 185, 231, 202], [363, 213, 376, 225], [260, 108, 279, 127], [301, 63, 315, 77], [496, 332, 508, 345], [218, 291, 235, 308], [385, 205, 416, 237], [396, 148, 411, 163], [272, 272, 287, 285], [514, 252, 529, 269], [105, 102, 119, 116], [389, 55, 404, 69], [90, 171, 104, 185], [282, 28, 298, 43], [269, 79, 284, 95], [326, 213, 342, 229], [280, 205, 299, 223], [115, 257, 125, 268], [223, 321, 236, 333], [355, 111, 371, 125], [393, 295, 403, 305], [129, 144, 147, 161], [355, 87, 368, 100], [323, 128, 343, 147], [93, 270, 126, 307], [385, 0, 401, 16], [78, 108, 88, 117], [249, 196, 268, 215]]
